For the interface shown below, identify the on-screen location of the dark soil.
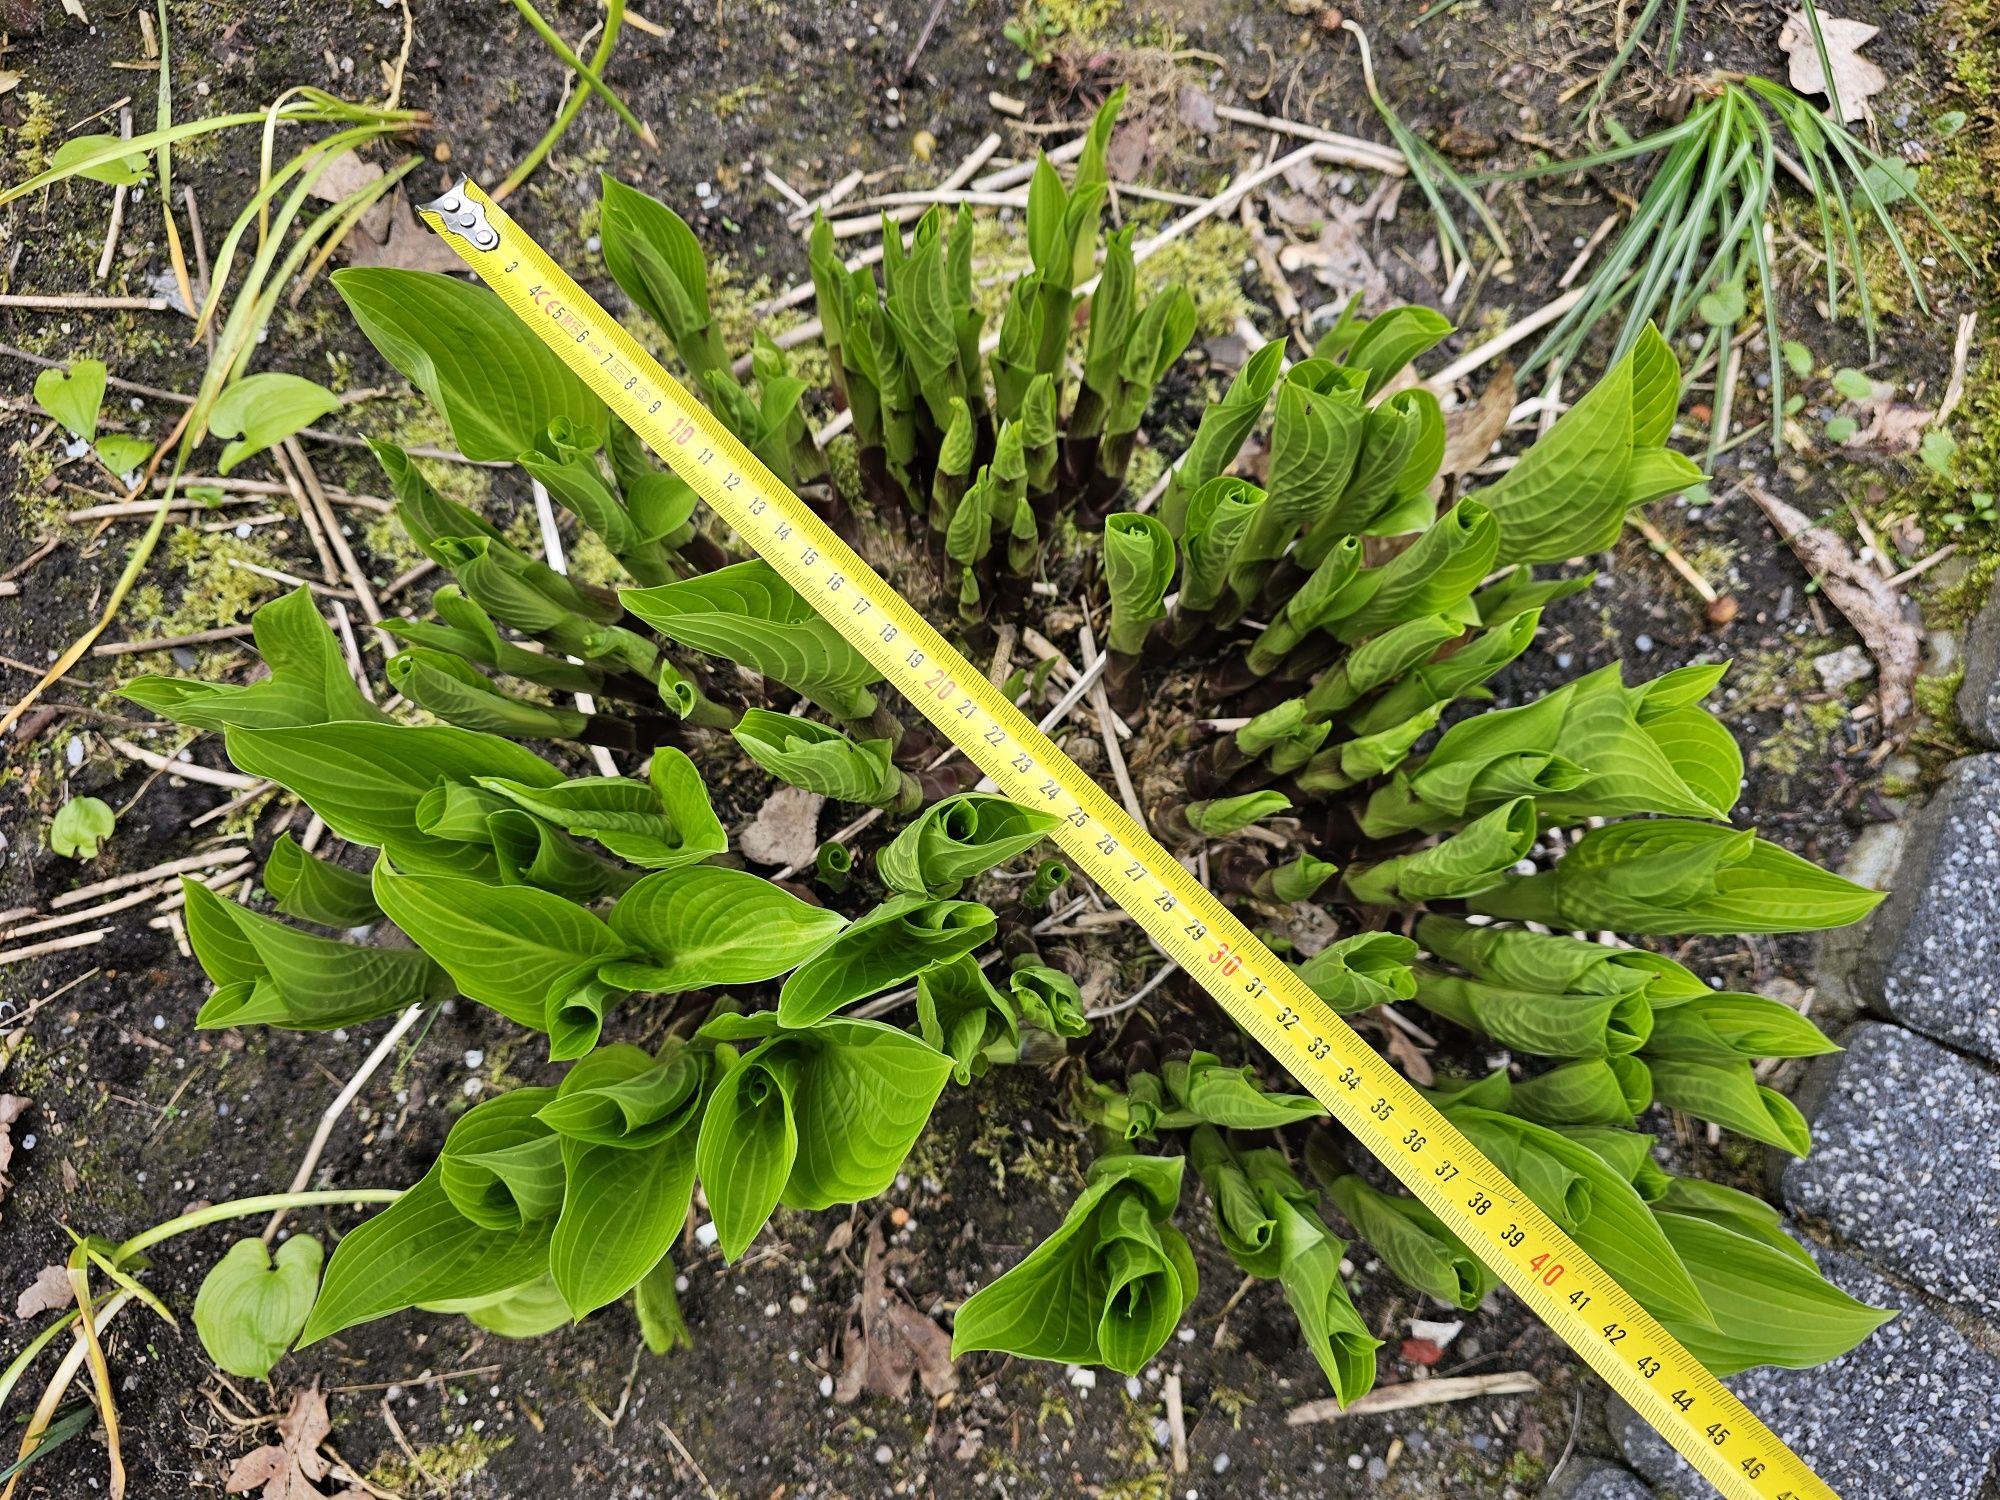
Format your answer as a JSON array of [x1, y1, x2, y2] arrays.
[[1, 0, 1989, 1496]]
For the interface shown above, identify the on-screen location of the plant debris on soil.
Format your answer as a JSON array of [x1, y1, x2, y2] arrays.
[[1, 0, 1993, 1496]]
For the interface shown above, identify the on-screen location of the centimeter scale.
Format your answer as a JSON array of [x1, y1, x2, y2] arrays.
[[416, 178, 1833, 1500]]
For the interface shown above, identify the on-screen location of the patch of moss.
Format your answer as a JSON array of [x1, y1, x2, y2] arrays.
[[10, 90, 60, 173], [1139, 219, 1257, 341], [368, 1430, 511, 1492]]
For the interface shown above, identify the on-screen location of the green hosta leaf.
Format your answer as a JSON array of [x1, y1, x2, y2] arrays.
[[915, 954, 1018, 1084], [546, 1045, 704, 1318], [194, 1235, 323, 1379], [1296, 932, 1419, 1013], [1321, 398, 1420, 539], [1648, 1057, 1812, 1155], [334, 268, 606, 461], [487, 807, 628, 904], [1346, 797, 1537, 905], [1642, 992, 1837, 1062], [265, 833, 380, 927], [1296, 701, 1446, 794], [221, 720, 561, 874], [1157, 1051, 1326, 1130], [1007, 960, 1089, 1042], [1263, 360, 1367, 534], [1470, 820, 1885, 935], [481, 751, 725, 870], [1329, 499, 1499, 642], [302, 1091, 559, 1343], [208, 373, 342, 474], [1102, 512, 1175, 656], [183, 877, 448, 1031], [50, 133, 149, 185], [1161, 339, 1286, 536], [626, 561, 880, 720], [875, 793, 1060, 898], [600, 175, 728, 385], [1411, 967, 1654, 1059], [1477, 325, 1691, 566], [1446, 1106, 1710, 1328], [733, 709, 908, 808], [603, 865, 847, 993], [1344, 306, 1454, 398], [1414, 916, 1707, 1003], [1558, 1125, 1670, 1201], [1183, 790, 1290, 838], [1303, 613, 1463, 719], [421, 1274, 570, 1338], [94, 433, 155, 476], [635, 1255, 693, 1352], [1178, 476, 1266, 613], [372, 860, 630, 1032], [387, 649, 588, 740], [1510, 1058, 1653, 1126], [1652, 1214, 1892, 1376], [1076, 1073, 1166, 1142], [952, 1153, 1195, 1376], [1326, 1176, 1495, 1311], [696, 1013, 951, 1259], [1653, 1176, 1813, 1264], [1107, 286, 1195, 437], [34, 359, 106, 442], [50, 796, 114, 859], [777, 895, 996, 1027], [121, 588, 387, 732], [1347, 608, 1542, 737]]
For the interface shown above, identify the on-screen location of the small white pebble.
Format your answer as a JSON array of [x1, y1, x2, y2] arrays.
[[788, 1294, 809, 1314], [1069, 1367, 1096, 1390], [463, 1049, 485, 1068], [461, 1078, 481, 1096], [874, 1444, 893, 1465], [818, 1374, 835, 1398], [763, 1301, 779, 1318], [674, 1274, 689, 1293], [695, 1221, 720, 1248], [1213, 1454, 1230, 1475], [152, 1015, 165, 1031], [65, 737, 85, 768], [1348, 1454, 1365, 1470], [1125, 1376, 1142, 1400], [1176, 1326, 1196, 1343]]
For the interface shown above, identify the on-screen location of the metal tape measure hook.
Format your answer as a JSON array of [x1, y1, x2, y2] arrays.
[[418, 177, 500, 251]]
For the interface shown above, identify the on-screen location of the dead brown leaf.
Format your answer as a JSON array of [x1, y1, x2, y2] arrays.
[[1438, 365, 1517, 478], [0, 1092, 29, 1199], [1379, 1022, 1435, 1088], [1175, 85, 1218, 134], [1850, 400, 1931, 453], [225, 1384, 337, 1500], [739, 786, 826, 870], [1749, 486, 1920, 724], [834, 1219, 958, 1404], [305, 151, 395, 246], [342, 189, 466, 275], [1779, 11, 1887, 124], [16, 1263, 73, 1319]]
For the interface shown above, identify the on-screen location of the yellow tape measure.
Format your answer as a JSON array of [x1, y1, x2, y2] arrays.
[[418, 178, 1832, 1500]]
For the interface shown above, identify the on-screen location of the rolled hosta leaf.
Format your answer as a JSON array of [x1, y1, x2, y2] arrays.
[[1302, 613, 1464, 721], [334, 268, 607, 461], [624, 561, 881, 721], [695, 1011, 952, 1259], [1006, 960, 1090, 1045], [635, 1255, 693, 1353], [183, 877, 448, 1031], [777, 894, 997, 1026], [1651, 1212, 1893, 1376], [265, 833, 380, 928], [1361, 662, 1741, 836], [222, 719, 562, 876], [421, 1274, 571, 1339], [1103, 512, 1175, 656], [372, 860, 631, 1035], [1296, 932, 1419, 1013], [121, 587, 388, 732], [1326, 1175, 1496, 1311], [1445, 1105, 1711, 1328], [1156, 1050, 1326, 1130], [1475, 324, 1700, 566], [383, 585, 600, 695], [1315, 397, 1420, 542], [1160, 339, 1286, 536], [1076, 1073, 1167, 1142], [194, 1235, 323, 1379], [479, 749, 727, 870], [1296, 701, 1447, 794], [1431, 1058, 1654, 1127], [1326, 499, 1498, 642], [1342, 305, 1453, 398], [1411, 967, 1655, 1059], [1246, 536, 1364, 674], [1651, 1176, 1813, 1264], [1469, 820, 1885, 935], [1647, 1056, 1813, 1155], [302, 1090, 560, 1343], [387, 649, 588, 740], [542, 1042, 708, 1318], [599, 175, 731, 387], [733, 709, 913, 810], [1415, 916, 1709, 1004], [1237, 698, 1331, 774], [1258, 360, 1368, 547], [602, 865, 848, 995], [1189, 1130, 1379, 1406], [951, 1152, 1197, 1377], [1641, 993, 1838, 1063], [1345, 797, 1538, 905], [1343, 608, 1541, 738], [1176, 476, 1265, 615], [1182, 791, 1291, 838], [915, 954, 1018, 1084], [876, 793, 1062, 898]]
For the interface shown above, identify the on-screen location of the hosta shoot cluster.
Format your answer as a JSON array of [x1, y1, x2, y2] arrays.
[[127, 93, 1889, 1406]]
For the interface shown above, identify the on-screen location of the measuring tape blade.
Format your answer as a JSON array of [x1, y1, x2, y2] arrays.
[[416, 178, 1834, 1500]]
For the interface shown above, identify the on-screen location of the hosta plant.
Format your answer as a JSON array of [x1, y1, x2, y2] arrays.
[[115, 124, 1893, 1417]]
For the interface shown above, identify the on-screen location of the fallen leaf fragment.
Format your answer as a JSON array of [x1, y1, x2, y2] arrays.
[[341, 188, 466, 275], [1749, 486, 1920, 725], [738, 785, 825, 870], [834, 1218, 958, 1403], [305, 151, 395, 245], [17, 1263, 73, 1319], [225, 1383, 337, 1500], [0, 1092, 29, 1197], [1779, 11, 1887, 124], [1438, 364, 1518, 478]]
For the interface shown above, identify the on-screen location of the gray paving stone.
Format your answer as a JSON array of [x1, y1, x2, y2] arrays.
[[1784, 1023, 2000, 1322], [1543, 1456, 1656, 1500], [1956, 568, 2000, 748], [1612, 1245, 2000, 1500], [1849, 755, 2000, 1062]]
